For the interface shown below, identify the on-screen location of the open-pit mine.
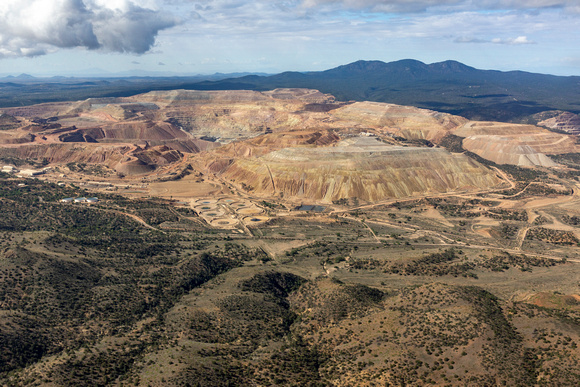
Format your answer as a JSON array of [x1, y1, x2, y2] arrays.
[[2, 88, 576, 202], [1, 88, 580, 386]]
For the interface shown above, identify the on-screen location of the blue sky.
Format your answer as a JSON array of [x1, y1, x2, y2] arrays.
[[1, 0, 579, 77]]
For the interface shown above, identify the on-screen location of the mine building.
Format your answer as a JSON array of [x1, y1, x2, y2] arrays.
[[19, 169, 45, 177], [2, 165, 18, 173]]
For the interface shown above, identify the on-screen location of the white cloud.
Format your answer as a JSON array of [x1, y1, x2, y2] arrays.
[[474, 1, 578, 10], [301, 0, 461, 13], [493, 35, 536, 44], [0, 0, 177, 58], [456, 35, 536, 45], [299, 0, 580, 13], [454, 36, 488, 43]]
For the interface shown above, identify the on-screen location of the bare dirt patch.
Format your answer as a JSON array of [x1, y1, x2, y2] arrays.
[[148, 179, 221, 198], [421, 206, 454, 227]]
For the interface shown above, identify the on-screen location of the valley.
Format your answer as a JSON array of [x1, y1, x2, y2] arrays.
[[0, 88, 579, 386]]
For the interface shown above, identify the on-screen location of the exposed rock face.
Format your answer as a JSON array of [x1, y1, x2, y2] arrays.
[[0, 113, 21, 130], [462, 137, 559, 167], [0, 143, 128, 165], [262, 88, 336, 103], [59, 131, 98, 143], [146, 139, 216, 154], [80, 121, 187, 141], [455, 122, 577, 167], [0, 132, 36, 145], [536, 111, 580, 135], [1, 88, 578, 185], [0, 94, 221, 174], [115, 159, 155, 175], [219, 137, 502, 202], [330, 102, 468, 141], [207, 129, 341, 161], [132, 89, 343, 143], [135, 88, 335, 106], [133, 145, 183, 166]]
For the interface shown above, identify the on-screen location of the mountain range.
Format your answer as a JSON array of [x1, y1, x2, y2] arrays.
[[1, 59, 580, 123], [189, 59, 580, 122]]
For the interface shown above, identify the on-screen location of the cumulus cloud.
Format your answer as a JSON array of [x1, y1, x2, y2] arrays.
[[0, 0, 177, 58]]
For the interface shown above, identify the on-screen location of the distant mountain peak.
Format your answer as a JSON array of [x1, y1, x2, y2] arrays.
[[15, 73, 35, 79], [429, 60, 476, 73], [326, 59, 478, 75], [327, 60, 391, 73]]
